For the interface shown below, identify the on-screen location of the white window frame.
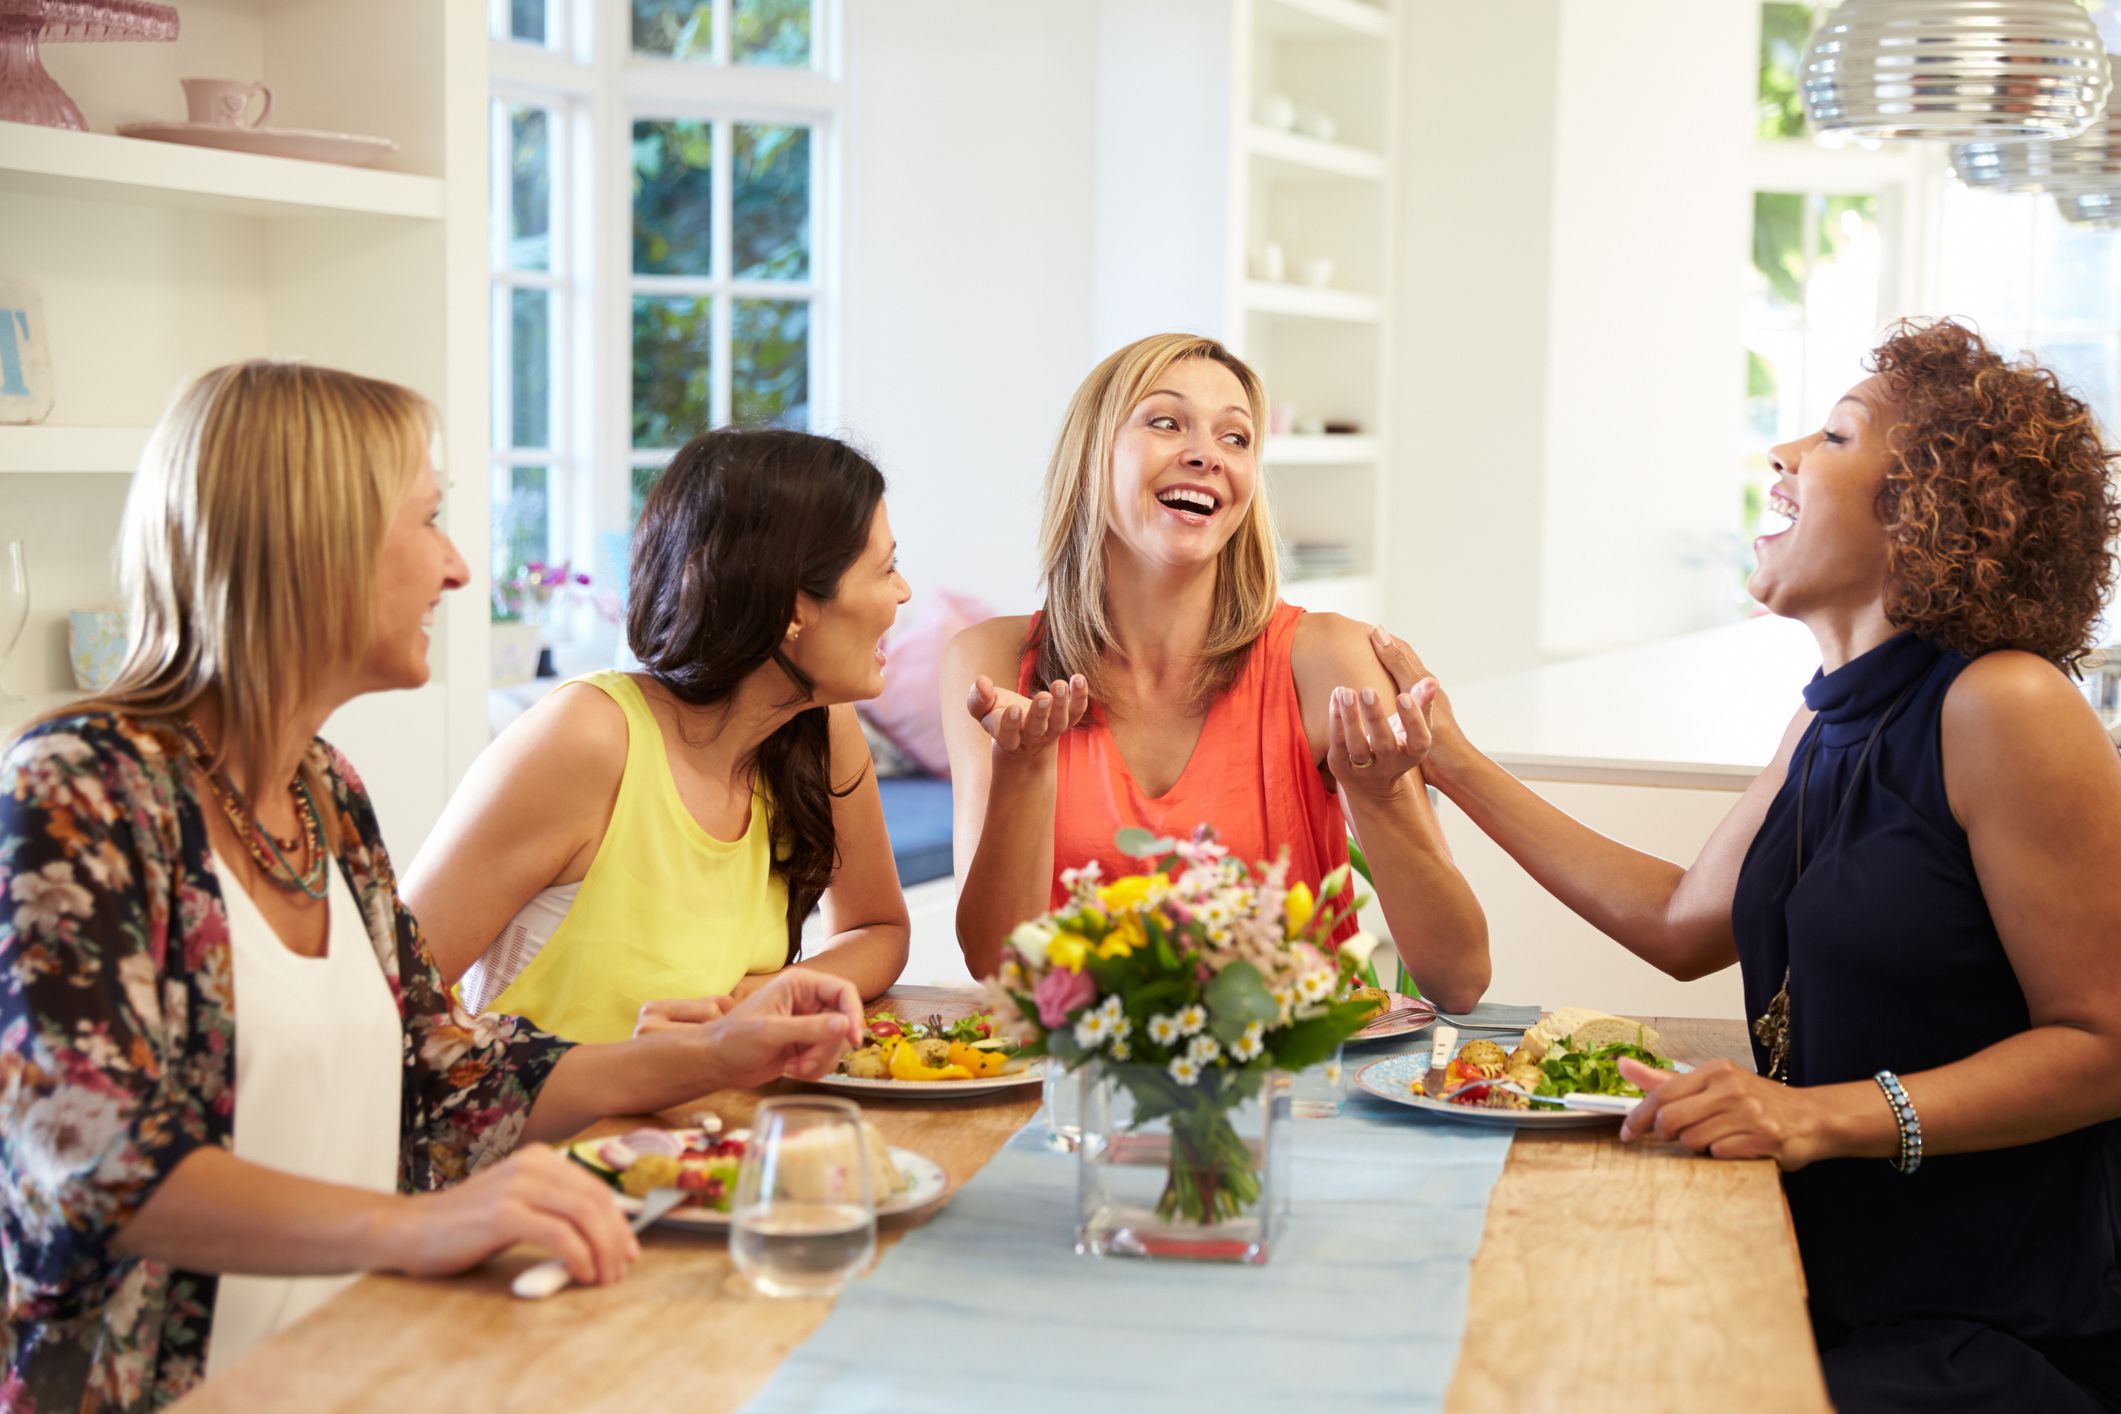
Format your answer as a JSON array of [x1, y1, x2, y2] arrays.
[[489, 0, 844, 584]]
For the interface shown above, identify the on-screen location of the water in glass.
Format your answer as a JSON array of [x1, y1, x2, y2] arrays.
[[729, 1096, 877, 1299]]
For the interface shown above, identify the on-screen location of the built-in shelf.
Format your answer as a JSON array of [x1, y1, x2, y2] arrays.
[[0, 425, 148, 475], [1258, 0, 1391, 41], [1245, 124, 1386, 182], [0, 123, 445, 221], [1280, 572, 1380, 621], [1243, 280, 1383, 323], [1269, 434, 1378, 465]]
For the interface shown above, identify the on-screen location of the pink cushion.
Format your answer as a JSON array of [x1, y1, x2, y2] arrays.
[[861, 590, 994, 778]]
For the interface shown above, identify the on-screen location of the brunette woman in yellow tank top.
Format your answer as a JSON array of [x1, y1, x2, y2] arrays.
[[405, 430, 913, 1043]]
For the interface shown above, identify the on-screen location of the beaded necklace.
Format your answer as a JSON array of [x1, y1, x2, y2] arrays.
[[174, 716, 330, 900]]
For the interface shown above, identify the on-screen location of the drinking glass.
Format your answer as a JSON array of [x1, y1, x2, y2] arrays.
[[1043, 1062, 1083, 1153], [0, 541, 28, 704], [1286, 1042, 1347, 1119], [729, 1096, 877, 1299]]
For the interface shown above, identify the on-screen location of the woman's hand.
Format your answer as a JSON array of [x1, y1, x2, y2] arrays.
[[1366, 626, 1474, 791], [699, 969, 867, 1086], [1326, 680, 1438, 800], [1617, 1056, 1835, 1170], [384, 1146, 639, 1286], [965, 674, 1089, 761], [632, 994, 736, 1037]]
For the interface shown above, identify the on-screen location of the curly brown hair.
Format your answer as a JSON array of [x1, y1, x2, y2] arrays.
[[1871, 318, 2120, 671]]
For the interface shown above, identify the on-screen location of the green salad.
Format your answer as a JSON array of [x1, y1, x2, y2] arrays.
[[1532, 1041, 1672, 1099]]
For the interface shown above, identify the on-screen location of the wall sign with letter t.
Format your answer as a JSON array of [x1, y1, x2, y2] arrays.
[[0, 278, 54, 424]]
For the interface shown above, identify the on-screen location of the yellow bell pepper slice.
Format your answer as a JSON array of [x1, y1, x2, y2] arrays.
[[888, 1039, 974, 1082], [947, 1041, 1009, 1077]]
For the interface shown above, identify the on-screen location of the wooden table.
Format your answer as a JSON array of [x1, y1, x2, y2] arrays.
[[178, 992, 1829, 1413]]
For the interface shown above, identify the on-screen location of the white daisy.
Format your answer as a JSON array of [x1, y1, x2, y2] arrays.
[[1168, 1056, 1201, 1086], [1297, 968, 1333, 1004], [1110, 1037, 1132, 1061], [1232, 1021, 1266, 1062], [1148, 1012, 1181, 1045], [1074, 1009, 1112, 1048], [1097, 994, 1125, 1024], [1187, 1034, 1223, 1065], [1176, 1005, 1207, 1036]]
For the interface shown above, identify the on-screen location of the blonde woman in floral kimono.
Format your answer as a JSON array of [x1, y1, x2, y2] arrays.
[[0, 361, 865, 1411]]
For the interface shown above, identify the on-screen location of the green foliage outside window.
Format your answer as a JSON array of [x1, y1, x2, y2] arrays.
[[1758, 4, 1815, 141], [633, 121, 714, 275], [734, 125, 810, 280], [509, 0, 546, 45], [733, 0, 811, 67], [633, 1, 712, 60], [632, 296, 713, 448]]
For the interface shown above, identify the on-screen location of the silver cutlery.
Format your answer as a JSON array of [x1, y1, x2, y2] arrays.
[[1432, 1078, 1640, 1114], [511, 1185, 684, 1300]]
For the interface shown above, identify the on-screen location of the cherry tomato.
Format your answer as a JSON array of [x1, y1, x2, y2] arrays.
[[867, 1019, 903, 1039]]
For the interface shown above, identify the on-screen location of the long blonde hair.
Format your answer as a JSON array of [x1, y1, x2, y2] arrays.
[[1032, 334, 1279, 706], [91, 360, 432, 797]]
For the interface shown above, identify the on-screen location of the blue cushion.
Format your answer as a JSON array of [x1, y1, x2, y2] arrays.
[[877, 775, 953, 886]]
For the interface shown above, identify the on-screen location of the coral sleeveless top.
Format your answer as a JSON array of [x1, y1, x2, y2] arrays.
[[479, 671, 789, 1043], [1020, 601, 1353, 934]]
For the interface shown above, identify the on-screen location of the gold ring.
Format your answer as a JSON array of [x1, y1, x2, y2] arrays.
[[1349, 755, 1375, 769]]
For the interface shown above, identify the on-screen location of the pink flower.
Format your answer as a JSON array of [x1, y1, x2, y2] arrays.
[[1033, 966, 1097, 1028]]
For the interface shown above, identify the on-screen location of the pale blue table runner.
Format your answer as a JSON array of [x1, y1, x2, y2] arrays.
[[741, 1003, 1541, 1413]]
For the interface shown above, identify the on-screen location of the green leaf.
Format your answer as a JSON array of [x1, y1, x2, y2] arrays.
[[1346, 837, 1373, 885], [1114, 827, 1175, 857], [1318, 862, 1353, 902], [1203, 961, 1278, 1046]]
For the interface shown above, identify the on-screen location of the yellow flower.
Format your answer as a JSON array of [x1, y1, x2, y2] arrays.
[[1097, 875, 1155, 913], [1047, 932, 1091, 972], [1097, 918, 1144, 960], [1285, 880, 1316, 936]]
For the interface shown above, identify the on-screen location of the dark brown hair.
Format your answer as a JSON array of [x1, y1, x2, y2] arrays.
[[1871, 319, 2120, 671], [628, 428, 886, 960]]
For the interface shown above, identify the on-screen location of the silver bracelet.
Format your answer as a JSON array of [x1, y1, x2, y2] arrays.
[[1873, 1069, 1923, 1175]]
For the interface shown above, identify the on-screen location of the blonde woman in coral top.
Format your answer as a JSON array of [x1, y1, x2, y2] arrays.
[[940, 334, 1489, 1010]]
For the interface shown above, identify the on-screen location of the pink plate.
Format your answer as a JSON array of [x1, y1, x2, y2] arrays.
[[117, 120, 397, 167]]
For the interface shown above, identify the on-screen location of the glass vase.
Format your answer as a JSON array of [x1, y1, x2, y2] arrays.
[[1075, 1059, 1288, 1265]]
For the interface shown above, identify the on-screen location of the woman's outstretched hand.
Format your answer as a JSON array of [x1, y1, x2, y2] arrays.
[[966, 673, 1090, 759], [1327, 677, 1438, 799], [1366, 625, 1472, 789]]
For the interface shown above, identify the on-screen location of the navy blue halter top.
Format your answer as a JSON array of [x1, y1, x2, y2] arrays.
[[1732, 632, 2121, 1349]]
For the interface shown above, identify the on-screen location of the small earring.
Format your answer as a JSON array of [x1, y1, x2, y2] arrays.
[[786, 626, 801, 643]]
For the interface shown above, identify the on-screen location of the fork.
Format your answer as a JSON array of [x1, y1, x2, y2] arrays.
[[511, 1186, 684, 1300], [1433, 1078, 1639, 1114]]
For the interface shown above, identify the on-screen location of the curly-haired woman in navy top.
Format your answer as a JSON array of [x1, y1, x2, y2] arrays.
[[1370, 320, 2121, 1411]]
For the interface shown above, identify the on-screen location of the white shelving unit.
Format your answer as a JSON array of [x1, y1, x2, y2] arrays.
[[1, 1, 488, 854], [1091, 0, 1395, 625], [1236, 0, 1396, 622]]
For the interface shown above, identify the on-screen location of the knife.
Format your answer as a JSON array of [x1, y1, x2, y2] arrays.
[[512, 1186, 685, 1300], [1419, 1023, 1459, 1097]]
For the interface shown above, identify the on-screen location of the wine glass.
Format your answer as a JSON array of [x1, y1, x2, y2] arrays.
[[728, 1096, 877, 1299], [0, 541, 27, 704]]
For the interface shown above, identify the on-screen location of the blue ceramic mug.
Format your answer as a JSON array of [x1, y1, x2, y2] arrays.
[[67, 610, 126, 691]]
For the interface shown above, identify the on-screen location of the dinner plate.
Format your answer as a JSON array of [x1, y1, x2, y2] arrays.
[[1345, 992, 1437, 1046], [597, 1145, 949, 1230], [802, 1061, 1045, 1099], [1354, 1040, 1686, 1130], [116, 121, 398, 166]]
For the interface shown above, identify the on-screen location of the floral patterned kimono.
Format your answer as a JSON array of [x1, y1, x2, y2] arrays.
[[0, 713, 574, 1410]]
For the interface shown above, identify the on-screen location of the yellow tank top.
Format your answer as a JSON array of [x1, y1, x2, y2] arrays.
[[487, 671, 790, 1043]]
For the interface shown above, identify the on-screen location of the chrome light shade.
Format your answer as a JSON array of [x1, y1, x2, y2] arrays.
[[1801, 0, 2111, 141], [1952, 59, 2121, 194], [2056, 192, 2121, 225]]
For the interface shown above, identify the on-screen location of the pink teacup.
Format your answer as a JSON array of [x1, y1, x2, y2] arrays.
[[182, 78, 273, 129]]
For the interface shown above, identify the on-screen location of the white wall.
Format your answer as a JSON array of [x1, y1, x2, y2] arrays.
[[1388, 0, 1761, 679], [1386, 0, 1563, 685], [1535, 0, 1755, 659], [838, 0, 1103, 618]]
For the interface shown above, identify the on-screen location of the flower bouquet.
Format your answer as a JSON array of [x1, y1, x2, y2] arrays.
[[986, 826, 1381, 1262], [491, 559, 593, 625]]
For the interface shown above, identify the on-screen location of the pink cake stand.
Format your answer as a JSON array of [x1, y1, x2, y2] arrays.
[[0, 0, 178, 131]]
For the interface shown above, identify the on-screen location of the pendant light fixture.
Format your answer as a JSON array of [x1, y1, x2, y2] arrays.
[[1951, 58, 2121, 194], [1801, 0, 2110, 142]]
